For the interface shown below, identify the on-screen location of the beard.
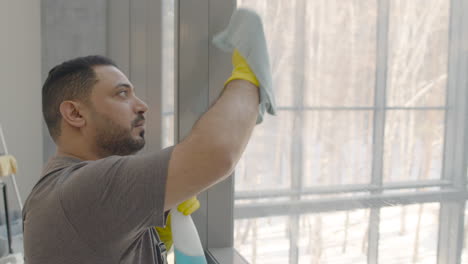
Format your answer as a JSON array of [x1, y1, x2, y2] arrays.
[[92, 111, 145, 157]]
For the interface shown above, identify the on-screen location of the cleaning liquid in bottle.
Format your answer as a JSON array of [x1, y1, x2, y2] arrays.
[[171, 209, 207, 264]]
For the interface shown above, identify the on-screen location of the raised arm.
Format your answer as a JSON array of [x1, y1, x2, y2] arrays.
[[164, 79, 259, 211], [164, 8, 275, 211]]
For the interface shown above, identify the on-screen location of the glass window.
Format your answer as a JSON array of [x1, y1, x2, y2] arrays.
[[383, 110, 445, 183], [235, 216, 290, 263], [387, 0, 449, 107], [231, 0, 464, 263], [302, 111, 374, 186], [379, 203, 439, 263], [162, 0, 175, 148], [162, 0, 175, 262], [462, 206, 468, 263], [297, 210, 369, 263]]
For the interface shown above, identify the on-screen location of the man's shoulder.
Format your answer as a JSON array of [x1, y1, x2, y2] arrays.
[[23, 156, 88, 214], [41, 155, 84, 178]]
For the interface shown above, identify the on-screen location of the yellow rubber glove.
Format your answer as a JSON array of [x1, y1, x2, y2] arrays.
[[224, 49, 259, 87], [176, 196, 201, 216], [154, 196, 201, 250]]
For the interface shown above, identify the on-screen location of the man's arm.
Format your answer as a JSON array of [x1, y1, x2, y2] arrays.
[[164, 79, 259, 211]]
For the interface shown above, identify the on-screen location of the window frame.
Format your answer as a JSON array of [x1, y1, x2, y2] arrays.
[[175, 0, 468, 263]]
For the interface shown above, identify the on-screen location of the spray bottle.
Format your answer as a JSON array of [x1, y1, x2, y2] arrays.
[[171, 209, 207, 264]]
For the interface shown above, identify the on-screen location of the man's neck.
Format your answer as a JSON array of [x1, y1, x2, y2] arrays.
[[56, 146, 102, 161]]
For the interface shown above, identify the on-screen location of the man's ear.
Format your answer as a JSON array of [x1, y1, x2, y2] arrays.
[[59, 101, 86, 128]]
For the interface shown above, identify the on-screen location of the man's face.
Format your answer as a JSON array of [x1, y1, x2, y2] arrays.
[[85, 65, 148, 157]]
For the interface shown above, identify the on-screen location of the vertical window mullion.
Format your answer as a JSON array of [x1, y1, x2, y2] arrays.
[[441, 0, 461, 184], [288, 0, 308, 262], [369, 0, 390, 262], [438, 0, 468, 263], [176, 0, 211, 247]]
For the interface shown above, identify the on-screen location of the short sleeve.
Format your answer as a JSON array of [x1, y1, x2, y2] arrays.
[[59, 147, 174, 253]]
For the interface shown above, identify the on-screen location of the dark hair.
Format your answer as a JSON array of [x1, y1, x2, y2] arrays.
[[42, 55, 117, 140]]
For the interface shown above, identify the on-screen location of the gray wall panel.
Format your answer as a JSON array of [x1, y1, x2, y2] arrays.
[[0, 1, 42, 211], [41, 0, 107, 162]]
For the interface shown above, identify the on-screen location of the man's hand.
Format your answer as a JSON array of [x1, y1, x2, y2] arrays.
[[154, 196, 200, 250], [213, 8, 276, 124], [176, 196, 201, 216], [225, 49, 259, 88]]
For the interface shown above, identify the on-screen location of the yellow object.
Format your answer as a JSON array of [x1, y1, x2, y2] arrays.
[[156, 213, 173, 250], [176, 196, 200, 216], [0, 155, 17, 177], [224, 49, 260, 87], [154, 196, 201, 250]]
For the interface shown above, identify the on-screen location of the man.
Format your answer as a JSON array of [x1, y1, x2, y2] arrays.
[[23, 8, 272, 263], [23, 47, 268, 264]]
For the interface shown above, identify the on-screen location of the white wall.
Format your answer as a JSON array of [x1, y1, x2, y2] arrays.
[[0, 2, 42, 211]]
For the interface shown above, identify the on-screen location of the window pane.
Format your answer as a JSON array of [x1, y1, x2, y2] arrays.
[[383, 110, 445, 182], [162, 0, 175, 147], [236, 110, 373, 192], [236, 111, 294, 191], [235, 216, 290, 263], [303, 111, 373, 187], [237, 0, 377, 107], [234, 210, 369, 264], [231, 0, 456, 264], [298, 210, 369, 263], [462, 206, 468, 263], [162, 114, 174, 148], [379, 203, 439, 263], [387, 0, 449, 107]]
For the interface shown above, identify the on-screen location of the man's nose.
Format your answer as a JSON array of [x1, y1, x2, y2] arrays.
[[135, 96, 149, 113]]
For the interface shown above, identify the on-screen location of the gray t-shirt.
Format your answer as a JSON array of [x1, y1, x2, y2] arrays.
[[22, 147, 174, 264]]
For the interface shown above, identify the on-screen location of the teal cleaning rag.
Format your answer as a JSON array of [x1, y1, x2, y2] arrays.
[[213, 8, 277, 124]]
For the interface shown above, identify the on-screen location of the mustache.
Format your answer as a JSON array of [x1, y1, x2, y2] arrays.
[[132, 115, 145, 127]]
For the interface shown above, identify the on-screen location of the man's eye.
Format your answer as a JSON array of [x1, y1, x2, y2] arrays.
[[118, 90, 128, 97]]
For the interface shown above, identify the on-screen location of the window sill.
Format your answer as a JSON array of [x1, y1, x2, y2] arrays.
[[206, 248, 249, 264]]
